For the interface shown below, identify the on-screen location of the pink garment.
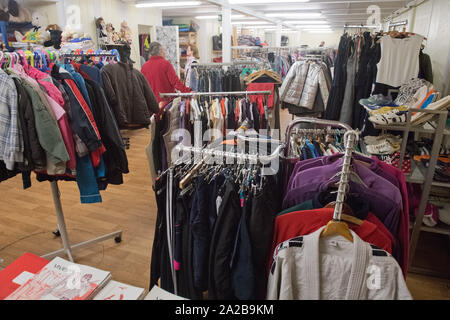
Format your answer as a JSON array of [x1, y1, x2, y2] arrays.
[[45, 95, 77, 173], [372, 157, 410, 277], [26, 66, 65, 107], [10, 65, 76, 172]]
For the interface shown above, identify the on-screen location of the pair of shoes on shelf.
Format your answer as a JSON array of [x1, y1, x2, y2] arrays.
[[385, 152, 411, 174], [415, 203, 440, 227], [369, 110, 408, 125], [365, 135, 402, 155], [359, 94, 394, 110]]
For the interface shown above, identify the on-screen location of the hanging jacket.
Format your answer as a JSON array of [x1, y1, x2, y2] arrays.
[[299, 63, 330, 111], [102, 62, 159, 129], [18, 79, 69, 168], [51, 64, 104, 154], [267, 227, 412, 300], [0, 69, 23, 170], [280, 62, 310, 106], [85, 79, 129, 185]]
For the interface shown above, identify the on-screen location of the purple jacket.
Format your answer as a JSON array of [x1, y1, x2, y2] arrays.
[[283, 158, 403, 236]]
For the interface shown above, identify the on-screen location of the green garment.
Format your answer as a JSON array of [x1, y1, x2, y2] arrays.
[[278, 200, 315, 217], [19, 79, 70, 165]]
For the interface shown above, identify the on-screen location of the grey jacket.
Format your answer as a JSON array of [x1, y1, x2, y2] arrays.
[[280, 61, 330, 110], [280, 61, 309, 106]]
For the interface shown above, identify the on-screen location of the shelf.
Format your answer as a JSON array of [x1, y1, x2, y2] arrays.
[[405, 160, 450, 188], [373, 122, 450, 136], [410, 219, 450, 236]]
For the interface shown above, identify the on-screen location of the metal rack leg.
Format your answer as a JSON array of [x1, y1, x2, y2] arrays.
[[408, 114, 447, 268], [41, 181, 123, 262]]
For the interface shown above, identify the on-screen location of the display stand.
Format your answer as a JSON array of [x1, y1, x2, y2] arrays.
[[374, 108, 450, 278], [40, 181, 123, 263]]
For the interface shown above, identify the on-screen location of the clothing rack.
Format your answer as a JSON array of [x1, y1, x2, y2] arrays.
[[42, 181, 123, 262], [159, 90, 272, 98], [284, 117, 352, 157], [4, 47, 124, 263], [193, 61, 261, 67], [164, 134, 284, 294]]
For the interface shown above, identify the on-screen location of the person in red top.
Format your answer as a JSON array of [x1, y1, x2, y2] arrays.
[[141, 42, 191, 103]]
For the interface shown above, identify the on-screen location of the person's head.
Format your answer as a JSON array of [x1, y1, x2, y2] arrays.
[[187, 45, 199, 59], [149, 42, 166, 58], [319, 41, 325, 47]]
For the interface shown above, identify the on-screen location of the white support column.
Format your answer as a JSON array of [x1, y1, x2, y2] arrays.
[[275, 24, 282, 47], [297, 30, 303, 46], [222, 6, 232, 63]]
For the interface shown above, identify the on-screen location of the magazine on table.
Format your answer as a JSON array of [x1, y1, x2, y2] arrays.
[[5, 257, 111, 300]]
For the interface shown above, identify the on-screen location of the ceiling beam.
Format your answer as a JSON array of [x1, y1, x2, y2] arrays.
[[203, 0, 301, 31]]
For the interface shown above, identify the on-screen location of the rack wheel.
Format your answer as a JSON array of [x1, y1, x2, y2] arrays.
[[53, 229, 61, 237], [114, 236, 122, 243]]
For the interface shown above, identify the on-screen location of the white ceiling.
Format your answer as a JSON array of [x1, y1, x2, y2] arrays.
[[123, 0, 410, 29]]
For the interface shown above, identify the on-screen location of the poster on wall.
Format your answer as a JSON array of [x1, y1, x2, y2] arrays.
[[155, 26, 180, 76]]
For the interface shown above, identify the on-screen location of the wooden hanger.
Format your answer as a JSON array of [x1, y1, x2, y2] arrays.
[[321, 220, 354, 242], [245, 69, 281, 84]]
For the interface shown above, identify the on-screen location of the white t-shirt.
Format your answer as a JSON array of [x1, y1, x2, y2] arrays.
[[376, 34, 424, 87]]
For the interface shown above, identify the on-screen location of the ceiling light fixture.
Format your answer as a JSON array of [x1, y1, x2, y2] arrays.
[[307, 30, 334, 33], [230, 0, 309, 4], [285, 20, 328, 25], [136, 1, 202, 8], [299, 25, 331, 29], [195, 14, 246, 20], [265, 12, 321, 18], [232, 21, 272, 25]]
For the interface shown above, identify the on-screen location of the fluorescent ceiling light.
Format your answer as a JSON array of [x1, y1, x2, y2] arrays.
[[299, 25, 331, 29], [136, 1, 201, 8], [195, 14, 246, 20], [232, 21, 272, 25], [286, 20, 328, 25], [307, 30, 334, 33], [230, 0, 309, 3], [265, 12, 321, 18]]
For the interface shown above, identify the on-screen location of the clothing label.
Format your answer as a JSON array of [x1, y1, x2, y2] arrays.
[[12, 271, 35, 286]]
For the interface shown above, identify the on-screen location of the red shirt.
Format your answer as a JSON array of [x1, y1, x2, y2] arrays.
[[268, 208, 394, 275], [141, 56, 191, 103]]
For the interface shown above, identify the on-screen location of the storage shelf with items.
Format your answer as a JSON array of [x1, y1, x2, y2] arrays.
[[373, 107, 450, 277], [179, 31, 197, 80]]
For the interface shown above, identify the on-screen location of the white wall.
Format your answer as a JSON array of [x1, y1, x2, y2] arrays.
[[265, 30, 342, 48], [384, 0, 450, 95], [169, 17, 221, 63], [24, 0, 163, 69]]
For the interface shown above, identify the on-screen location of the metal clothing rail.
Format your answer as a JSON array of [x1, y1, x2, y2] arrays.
[[175, 143, 285, 164], [160, 90, 272, 98], [332, 130, 359, 221], [284, 117, 352, 157], [193, 61, 261, 67]]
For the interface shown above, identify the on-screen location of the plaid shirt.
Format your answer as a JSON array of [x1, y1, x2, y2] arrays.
[[0, 69, 23, 170]]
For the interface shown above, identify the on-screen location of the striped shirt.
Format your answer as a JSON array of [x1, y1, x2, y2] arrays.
[[0, 69, 23, 170]]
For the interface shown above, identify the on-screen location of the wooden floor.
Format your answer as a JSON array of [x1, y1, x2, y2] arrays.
[[0, 110, 449, 299]]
